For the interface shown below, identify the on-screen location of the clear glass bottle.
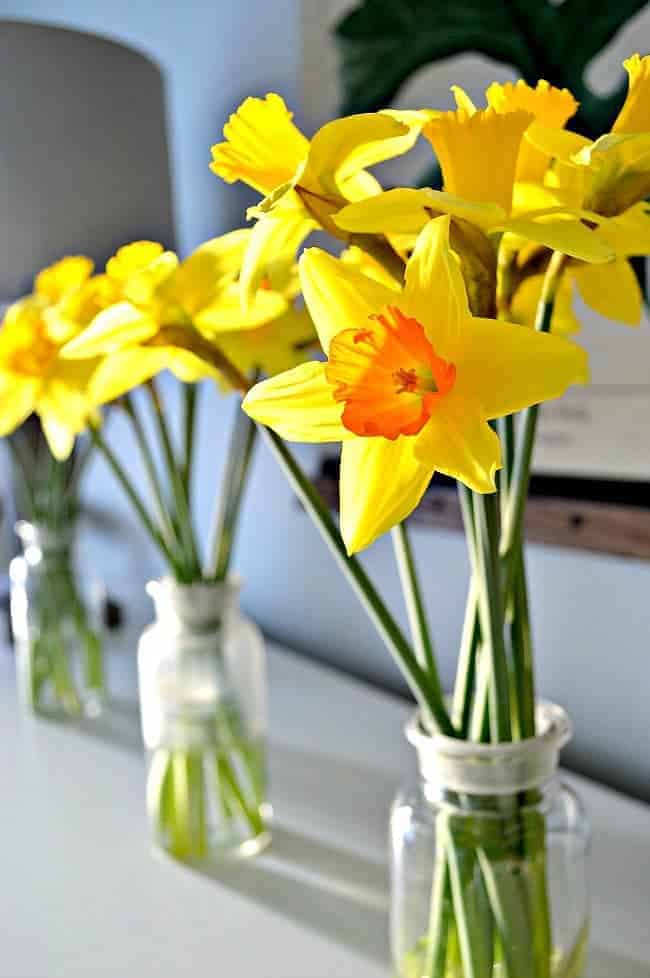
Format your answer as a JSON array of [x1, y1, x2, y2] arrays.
[[9, 520, 105, 718], [391, 703, 590, 978], [138, 576, 270, 862]]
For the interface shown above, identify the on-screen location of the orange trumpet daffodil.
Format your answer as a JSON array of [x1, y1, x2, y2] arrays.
[[243, 216, 588, 553]]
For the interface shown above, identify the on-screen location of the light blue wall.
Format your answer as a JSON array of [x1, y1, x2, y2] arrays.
[[2, 2, 649, 801]]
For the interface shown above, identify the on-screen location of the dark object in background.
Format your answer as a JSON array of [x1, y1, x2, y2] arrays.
[[335, 0, 648, 137]]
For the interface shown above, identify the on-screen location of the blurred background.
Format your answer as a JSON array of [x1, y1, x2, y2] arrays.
[[1, 0, 649, 801]]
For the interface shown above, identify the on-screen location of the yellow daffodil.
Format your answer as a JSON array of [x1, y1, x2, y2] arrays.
[[334, 91, 614, 273], [62, 231, 315, 403], [210, 93, 427, 302], [485, 79, 578, 183], [0, 257, 102, 458], [517, 55, 650, 325], [243, 216, 588, 553]]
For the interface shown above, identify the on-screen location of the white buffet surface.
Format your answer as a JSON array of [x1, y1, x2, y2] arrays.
[[1, 638, 649, 978]]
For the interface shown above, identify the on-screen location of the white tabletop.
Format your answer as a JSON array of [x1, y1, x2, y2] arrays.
[[1, 638, 649, 978]]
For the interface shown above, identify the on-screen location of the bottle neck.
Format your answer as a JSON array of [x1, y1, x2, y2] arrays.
[[147, 576, 241, 634], [409, 701, 571, 806], [15, 520, 74, 566]]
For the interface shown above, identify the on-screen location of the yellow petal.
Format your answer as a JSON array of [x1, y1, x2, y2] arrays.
[[197, 282, 288, 333], [335, 188, 434, 235], [105, 242, 166, 282], [339, 436, 433, 553], [301, 111, 421, 199], [35, 256, 94, 303], [574, 258, 642, 325], [240, 194, 317, 305], [340, 245, 402, 289], [502, 214, 614, 262], [0, 374, 38, 436], [195, 229, 251, 281], [451, 86, 477, 114], [217, 305, 316, 378], [335, 187, 506, 236], [510, 273, 581, 336], [40, 417, 75, 461], [210, 93, 308, 195], [120, 251, 179, 308], [166, 349, 219, 384], [242, 360, 350, 442], [403, 215, 470, 359], [486, 79, 578, 182], [595, 202, 650, 256], [524, 123, 592, 165], [414, 402, 500, 493], [613, 54, 650, 134], [299, 247, 398, 354], [424, 107, 533, 212], [61, 302, 158, 357], [89, 348, 171, 405], [455, 315, 589, 420]]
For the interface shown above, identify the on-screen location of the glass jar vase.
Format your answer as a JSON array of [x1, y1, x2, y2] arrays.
[[138, 576, 270, 862], [391, 703, 590, 978], [9, 520, 105, 718]]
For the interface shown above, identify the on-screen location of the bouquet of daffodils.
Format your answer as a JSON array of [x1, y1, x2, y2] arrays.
[[205, 57, 648, 975], [0, 235, 315, 854]]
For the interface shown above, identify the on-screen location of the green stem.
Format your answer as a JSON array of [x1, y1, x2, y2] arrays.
[[182, 383, 198, 499], [121, 395, 178, 553], [510, 548, 536, 739], [147, 380, 202, 578], [452, 583, 480, 738], [206, 407, 258, 581], [89, 425, 185, 576], [501, 251, 565, 565], [473, 493, 511, 742], [391, 522, 440, 690], [261, 426, 454, 735]]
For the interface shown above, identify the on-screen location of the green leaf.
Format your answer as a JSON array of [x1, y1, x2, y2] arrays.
[[334, 0, 647, 139]]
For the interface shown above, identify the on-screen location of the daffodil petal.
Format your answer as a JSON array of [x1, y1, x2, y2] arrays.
[[35, 256, 94, 303], [574, 258, 642, 325], [335, 189, 434, 235], [243, 360, 350, 441], [197, 283, 289, 333], [302, 112, 421, 199], [210, 93, 308, 195], [502, 215, 614, 262], [166, 349, 219, 384], [414, 404, 500, 494], [299, 247, 398, 354], [455, 316, 589, 419], [339, 436, 433, 553], [61, 303, 158, 357], [335, 188, 506, 236], [424, 108, 532, 213], [218, 306, 316, 378], [613, 54, 650, 135], [403, 216, 470, 358], [0, 375, 38, 436], [595, 202, 650, 256], [40, 417, 75, 461], [240, 198, 317, 306], [524, 123, 592, 164], [89, 348, 171, 405]]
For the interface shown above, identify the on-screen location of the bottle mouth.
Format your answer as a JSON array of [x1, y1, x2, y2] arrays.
[[146, 575, 242, 630], [407, 701, 572, 796]]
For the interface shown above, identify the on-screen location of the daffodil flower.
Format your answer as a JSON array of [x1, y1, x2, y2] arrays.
[[210, 93, 427, 302], [518, 55, 650, 325], [243, 216, 588, 553], [62, 232, 315, 402], [0, 257, 102, 459], [334, 91, 614, 273]]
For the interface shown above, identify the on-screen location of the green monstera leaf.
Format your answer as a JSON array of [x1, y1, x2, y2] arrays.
[[335, 0, 649, 138]]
